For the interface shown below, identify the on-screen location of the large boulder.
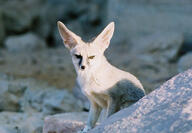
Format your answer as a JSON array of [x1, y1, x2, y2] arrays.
[[43, 112, 88, 133], [91, 68, 192, 133], [5, 33, 46, 52], [107, 0, 192, 47]]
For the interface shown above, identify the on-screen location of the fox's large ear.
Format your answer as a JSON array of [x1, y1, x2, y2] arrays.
[[57, 21, 80, 49], [94, 22, 114, 51]]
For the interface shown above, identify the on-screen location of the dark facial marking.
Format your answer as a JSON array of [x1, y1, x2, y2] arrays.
[[74, 54, 83, 67], [75, 54, 82, 59], [79, 58, 82, 67]]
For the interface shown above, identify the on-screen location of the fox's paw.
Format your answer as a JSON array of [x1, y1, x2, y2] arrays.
[[77, 125, 91, 133]]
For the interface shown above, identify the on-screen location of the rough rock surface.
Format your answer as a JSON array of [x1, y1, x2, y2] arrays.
[[0, 77, 83, 114], [21, 88, 83, 115], [108, 0, 192, 46], [43, 112, 88, 133], [1, 0, 44, 33], [0, 80, 27, 111], [91, 68, 192, 133], [131, 32, 183, 62], [0, 112, 44, 133], [5, 33, 46, 52]]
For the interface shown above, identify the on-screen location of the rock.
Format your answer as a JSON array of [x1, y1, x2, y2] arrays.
[[20, 113, 43, 133], [0, 80, 27, 111], [0, 126, 18, 133], [0, 10, 5, 46], [131, 32, 184, 62], [108, 0, 192, 46], [43, 112, 88, 133], [1, 0, 45, 33], [0, 112, 44, 133], [0, 77, 82, 114], [21, 88, 83, 115], [177, 52, 192, 72], [5, 33, 46, 52], [72, 81, 89, 110], [125, 54, 176, 93], [91, 68, 192, 133], [106, 50, 177, 93], [49, 0, 107, 44]]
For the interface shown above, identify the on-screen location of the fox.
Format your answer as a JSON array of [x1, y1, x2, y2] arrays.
[[57, 21, 145, 133]]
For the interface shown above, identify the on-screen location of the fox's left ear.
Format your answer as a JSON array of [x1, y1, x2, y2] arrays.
[[94, 22, 114, 51]]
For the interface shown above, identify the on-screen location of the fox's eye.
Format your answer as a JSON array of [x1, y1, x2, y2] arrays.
[[74, 54, 82, 59], [88, 56, 95, 59]]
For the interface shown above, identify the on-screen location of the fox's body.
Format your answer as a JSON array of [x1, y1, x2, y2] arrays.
[[58, 21, 145, 133], [77, 55, 144, 108]]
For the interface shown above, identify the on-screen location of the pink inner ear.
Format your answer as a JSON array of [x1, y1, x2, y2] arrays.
[[65, 38, 77, 49], [101, 29, 112, 43], [61, 29, 77, 48]]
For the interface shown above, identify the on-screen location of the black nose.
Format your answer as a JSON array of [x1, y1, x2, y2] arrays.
[[81, 66, 85, 70]]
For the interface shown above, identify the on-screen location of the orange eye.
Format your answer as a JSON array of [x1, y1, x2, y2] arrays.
[[88, 56, 95, 59]]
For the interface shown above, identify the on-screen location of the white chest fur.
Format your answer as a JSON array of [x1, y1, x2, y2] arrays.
[[77, 68, 122, 96], [77, 73, 103, 95], [77, 72, 112, 108]]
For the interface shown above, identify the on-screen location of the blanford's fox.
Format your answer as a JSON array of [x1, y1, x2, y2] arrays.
[[57, 21, 145, 133]]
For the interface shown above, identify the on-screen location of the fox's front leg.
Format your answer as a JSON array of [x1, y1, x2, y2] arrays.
[[106, 97, 119, 118], [80, 100, 101, 133]]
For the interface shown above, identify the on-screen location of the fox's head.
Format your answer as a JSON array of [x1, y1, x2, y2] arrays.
[[57, 21, 114, 74]]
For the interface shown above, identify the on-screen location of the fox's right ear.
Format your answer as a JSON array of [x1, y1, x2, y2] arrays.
[[57, 21, 80, 49], [93, 22, 114, 51]]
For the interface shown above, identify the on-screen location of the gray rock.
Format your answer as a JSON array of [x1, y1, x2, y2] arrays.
[[0, 10, 5, 46], [0, 112, 43, 133], [108, 53, 176, 93], [108, 0, 192, 46], [0, 126, 17, 133], [0, 77, 82, 114], [21, 88, 83, 115], [49, 0, 107, 43], [131, 32, 183, 62], [1, 0, 44, 33], [0, 80, 27, 111], [177, 52, 192, 72], [72, 81, 89, 110], [91, 68, 192, 133], [43, 112, 88, 133], [5, 33, 46, 52], [20, 113, 43, 133]]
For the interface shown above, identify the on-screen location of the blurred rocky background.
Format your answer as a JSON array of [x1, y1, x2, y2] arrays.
[[0, 0, 192, 132]]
